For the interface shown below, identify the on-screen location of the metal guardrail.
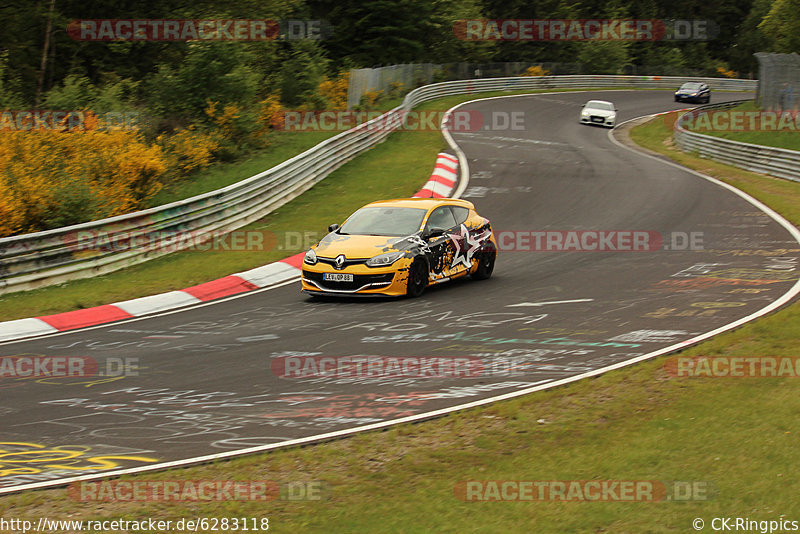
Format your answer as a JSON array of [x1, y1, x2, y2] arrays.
[[0, 75, 757, 295], [347, 63, 756, 109], [673, 102, 800, 183]]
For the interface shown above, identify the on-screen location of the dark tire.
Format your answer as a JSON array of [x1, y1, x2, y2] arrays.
[[704, 95, 710, 104], [472, 250, 496, 280], [406, 260, 428, 298]]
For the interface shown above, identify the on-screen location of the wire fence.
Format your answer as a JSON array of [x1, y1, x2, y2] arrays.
[[347, 61, 742, 109], [755, 52, 800, 111]]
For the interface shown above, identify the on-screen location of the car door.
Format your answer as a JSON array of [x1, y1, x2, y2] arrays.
[[447, 205, 478, 278], [423, 206, 459, 280]]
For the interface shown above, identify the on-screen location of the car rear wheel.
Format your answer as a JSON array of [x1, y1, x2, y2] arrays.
[[406, 259, 428, 297], [472, 250, 496, 280]]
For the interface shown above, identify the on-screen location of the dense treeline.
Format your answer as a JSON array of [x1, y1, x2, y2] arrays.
[[0, 0, 797, 236], [2, 0, 797, 110]]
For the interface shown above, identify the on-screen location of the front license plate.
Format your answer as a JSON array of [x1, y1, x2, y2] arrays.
[[323, 273, 353, 282]]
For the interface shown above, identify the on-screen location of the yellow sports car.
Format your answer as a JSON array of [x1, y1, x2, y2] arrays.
[[301, 198, 497, 297]]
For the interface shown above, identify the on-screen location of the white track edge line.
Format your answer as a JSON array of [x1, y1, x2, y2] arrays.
[[0, 277, 301, 346], [4, 91, 793, 495]]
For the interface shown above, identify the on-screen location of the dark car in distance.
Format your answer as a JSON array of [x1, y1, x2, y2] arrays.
[[675, 82, 710, 104]]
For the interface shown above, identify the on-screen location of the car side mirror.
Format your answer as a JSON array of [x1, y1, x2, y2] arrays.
[[328, 223, 339, 232], [426, 228, 446, 238]]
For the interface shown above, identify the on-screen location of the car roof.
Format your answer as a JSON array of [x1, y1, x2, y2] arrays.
[[361, 198, 475, 210], [585, 100, 614, 106]]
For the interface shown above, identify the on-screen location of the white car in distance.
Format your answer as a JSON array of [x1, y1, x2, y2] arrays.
[[579, 100, 617, 128]]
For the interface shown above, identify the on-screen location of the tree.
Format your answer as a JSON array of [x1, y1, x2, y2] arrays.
[[577, 40, 632, 74], [278, 41, 329, 107], [759, 0, 800, 53], [0, 50, 24, 108], [728, 0, 772, 76], [145, 42, 260, 125], [312, 0, 440, 65]]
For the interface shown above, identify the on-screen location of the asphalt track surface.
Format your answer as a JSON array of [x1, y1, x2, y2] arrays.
[[2, 90, 799, 493]]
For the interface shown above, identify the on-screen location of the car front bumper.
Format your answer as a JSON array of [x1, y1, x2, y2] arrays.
[[580, 115, 615, 127], [675, 94, 705, 102], [300, 258, 414, 297]]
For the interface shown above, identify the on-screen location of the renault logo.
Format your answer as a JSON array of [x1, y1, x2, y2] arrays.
[[334, 254, 346, 270]]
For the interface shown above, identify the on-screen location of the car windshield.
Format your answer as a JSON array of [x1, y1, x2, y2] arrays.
[[338, 206, 428, 236], [680, 83, 702, 90], [586, 101, 614, 111]]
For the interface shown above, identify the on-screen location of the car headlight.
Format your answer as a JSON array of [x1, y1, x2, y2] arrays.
[[304, 248, 317, 265], [581, 110, 589, 117], [366, 251, 404, 267]]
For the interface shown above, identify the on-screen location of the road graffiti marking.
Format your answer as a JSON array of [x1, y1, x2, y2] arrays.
[[0, 442, 157, 480]]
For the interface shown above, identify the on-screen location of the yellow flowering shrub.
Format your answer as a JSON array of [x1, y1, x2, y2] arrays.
[[205, 100, 241, 138], [360, 89, 383, 109], [522, 65, 551, 77], [0, 114, 167, 236], [318, 71, 349, 110], [258, 93, 284, 132], [157, 127, 219, 176], [0, 177, 24, 236], [388, 81, 404, 96]]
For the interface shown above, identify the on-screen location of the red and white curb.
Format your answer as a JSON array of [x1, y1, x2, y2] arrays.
[[413, 153, 459, 198], [0, 255, 304, 342], [0, 153, 459, 343]]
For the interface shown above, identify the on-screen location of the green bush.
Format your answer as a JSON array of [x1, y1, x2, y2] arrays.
[[279, 41, 329, 107], [145, 43, 261, 125]]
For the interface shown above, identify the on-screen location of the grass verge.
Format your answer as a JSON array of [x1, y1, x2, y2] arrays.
[[683, 100, 800, 152], [148, 131, 339, 207], [148, 96, 408, 206], [0, 97, 798, 533], [635, 111, 800, 223]]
